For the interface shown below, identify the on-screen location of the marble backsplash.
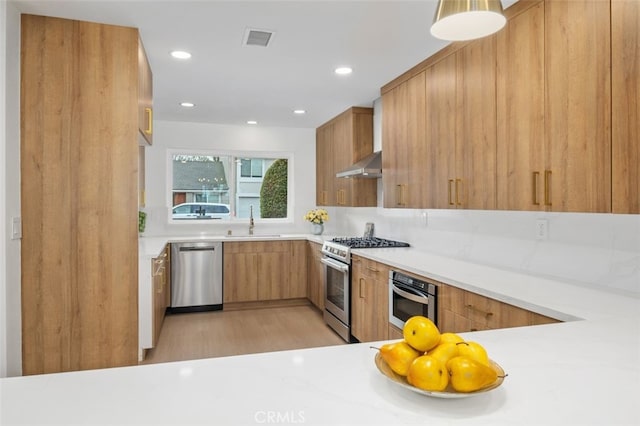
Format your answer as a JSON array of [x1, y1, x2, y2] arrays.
[[326, 207, 640, 296]]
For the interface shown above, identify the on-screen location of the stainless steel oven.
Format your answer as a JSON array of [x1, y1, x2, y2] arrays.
[[321, 237, 411, 342], [389, 270, 437, 330], [321, 241, 351, 342]]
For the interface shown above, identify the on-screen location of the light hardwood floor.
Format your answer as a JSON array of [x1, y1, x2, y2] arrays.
[[141, 305, 346, 365]]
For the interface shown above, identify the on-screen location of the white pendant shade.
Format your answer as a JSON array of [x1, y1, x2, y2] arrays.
[[431, 0, 506, 41]]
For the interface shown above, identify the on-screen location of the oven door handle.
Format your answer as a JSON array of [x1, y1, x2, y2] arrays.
[[391, 284, 430, 305], [321, 257, 350, 273]]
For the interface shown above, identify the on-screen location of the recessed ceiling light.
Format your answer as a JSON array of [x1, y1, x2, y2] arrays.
[[170, 50, 192, 59], [180, 102, 195, 108], [247, 120, 258, 125], [293, 109, 306, 115], [334, 67, 353, 75]]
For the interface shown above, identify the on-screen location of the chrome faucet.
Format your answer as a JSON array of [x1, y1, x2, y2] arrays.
[[249, 205, 254, 235]]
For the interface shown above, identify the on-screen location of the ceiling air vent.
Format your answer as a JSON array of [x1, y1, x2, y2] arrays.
[[243, 28, 275, 47]]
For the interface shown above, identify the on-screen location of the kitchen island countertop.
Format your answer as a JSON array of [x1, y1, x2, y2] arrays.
[[2, 235, 639, 425]]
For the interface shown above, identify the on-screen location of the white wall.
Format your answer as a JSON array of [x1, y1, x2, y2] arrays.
[[143, 120, 317, 237], [2, 0, 22, 378]]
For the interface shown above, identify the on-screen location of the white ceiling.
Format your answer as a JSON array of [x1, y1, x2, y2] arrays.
[[12, 0, 517, 129]]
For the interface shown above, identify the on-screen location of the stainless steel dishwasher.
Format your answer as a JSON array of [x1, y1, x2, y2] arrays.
[[170, 241, 223, 313]]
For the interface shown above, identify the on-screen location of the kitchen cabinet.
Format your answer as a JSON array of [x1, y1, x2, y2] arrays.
[[152, 245, 170, 347], [424, 54, 457, 209], [351, 255, 390, 342], [438, 283, 558, 333], [315, 107, 377, 207], [612, 0, 640, 214], [223, 241, 307, 304], [307, 241, 325, 310], [382, 72, 427, 208], [454, 35, 498, 210], [388, 324, 404, 341], [496, 1, 546, 211], [138, 39, 153, 145], [544, 0, 611, 212], [21, 15, 143, 374]]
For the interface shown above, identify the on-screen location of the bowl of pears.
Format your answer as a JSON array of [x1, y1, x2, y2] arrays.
[[373, 316, 507, 398]]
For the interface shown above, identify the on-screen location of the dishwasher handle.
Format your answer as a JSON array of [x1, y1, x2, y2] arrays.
[[178, 246, 217, 252]]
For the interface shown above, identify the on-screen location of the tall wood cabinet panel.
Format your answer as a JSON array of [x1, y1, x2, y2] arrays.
[[496, 2, 546, 211], [612, 0, 640, 214], [316, 107, 377, 207], [455, 35, 498, 210], [382, 71, 426, 208], [21, 15, 141, 374], [545, 0, 611, 212]]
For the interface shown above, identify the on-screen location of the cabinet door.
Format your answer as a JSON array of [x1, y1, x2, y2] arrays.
[[223, 252, 259, 302], [138, 39, 153, 144], [152, 257, 165, 346], [612, 0, 640, 214], [368, 260, 390, 341], [306, 242, 324, 309], [382, 73, 425, 208], [497, 2, 546, 211], [425, 54, 458, 209], [456, 36, 498, 210], [545, 0, 611, 212], [350, 257, 376, 342], [315, 125, 334, 206]]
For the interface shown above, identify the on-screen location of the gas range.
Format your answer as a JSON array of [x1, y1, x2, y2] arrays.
[[321, 237, 410, 264], [331, 237, 410, 249]]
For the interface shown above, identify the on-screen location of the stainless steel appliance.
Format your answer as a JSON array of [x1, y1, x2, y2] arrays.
[[389, 270, 437, 330], [321, 237, 410, 342], [171, 241, 223, 313]]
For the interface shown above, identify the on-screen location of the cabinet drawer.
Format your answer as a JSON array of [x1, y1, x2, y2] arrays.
[[224, 241, 290, 254]]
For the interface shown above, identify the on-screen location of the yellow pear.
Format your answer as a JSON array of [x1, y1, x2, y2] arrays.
[[402, 316, 441, 352], [447, 356, 498, 392], [379, 341, 421, 377], [427, 342, 459, 366], [439, 332, 464, 344], [407, 355, 449, 392], [456, 341, 490, 366]]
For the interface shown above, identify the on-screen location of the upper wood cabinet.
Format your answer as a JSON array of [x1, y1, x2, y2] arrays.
[[455, 35, 498, 210], [545, 0, 611, 212], [316, 107, 377, 207], [496, 2, 546, 211], [138, 39, 153, 145], [612, 0, 640, 214], [382, 72, 427, 208], [383, 0, 632, 214], [21, 15, 140, 374]]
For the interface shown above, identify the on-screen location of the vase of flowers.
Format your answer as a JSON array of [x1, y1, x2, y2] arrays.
[[304, 208, 329, 235]]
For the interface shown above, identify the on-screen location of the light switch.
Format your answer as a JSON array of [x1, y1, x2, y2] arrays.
[[11, 217, 22, 240]]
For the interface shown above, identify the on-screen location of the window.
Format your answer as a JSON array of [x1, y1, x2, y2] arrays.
[[170, 152, 290, 221]]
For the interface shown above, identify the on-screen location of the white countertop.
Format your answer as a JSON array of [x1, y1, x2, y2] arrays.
[[2, 235, 639, 425]]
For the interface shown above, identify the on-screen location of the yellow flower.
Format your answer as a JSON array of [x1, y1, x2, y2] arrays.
[[304, 208, 329, 224]]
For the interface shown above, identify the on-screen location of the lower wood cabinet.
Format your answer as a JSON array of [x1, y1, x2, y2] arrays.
[[438, 284, 558, 333], [351, 255, 390, 342], [306, 241, 324, 310], [223, 241, 307, 303]]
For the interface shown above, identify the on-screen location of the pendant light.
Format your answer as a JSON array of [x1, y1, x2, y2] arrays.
[[431, 0, 506, 41]]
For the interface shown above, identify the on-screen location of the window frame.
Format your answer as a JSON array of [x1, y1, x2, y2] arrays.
[[166, 148, 294, 224]]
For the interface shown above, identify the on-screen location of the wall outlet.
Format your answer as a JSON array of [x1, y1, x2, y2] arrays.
[[535, 219, 548, 240], [421, 211, 428, 227], [11, 216, 22, 240]]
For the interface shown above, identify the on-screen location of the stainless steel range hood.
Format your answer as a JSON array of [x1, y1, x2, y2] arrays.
[[336, 151, 382, 178]]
